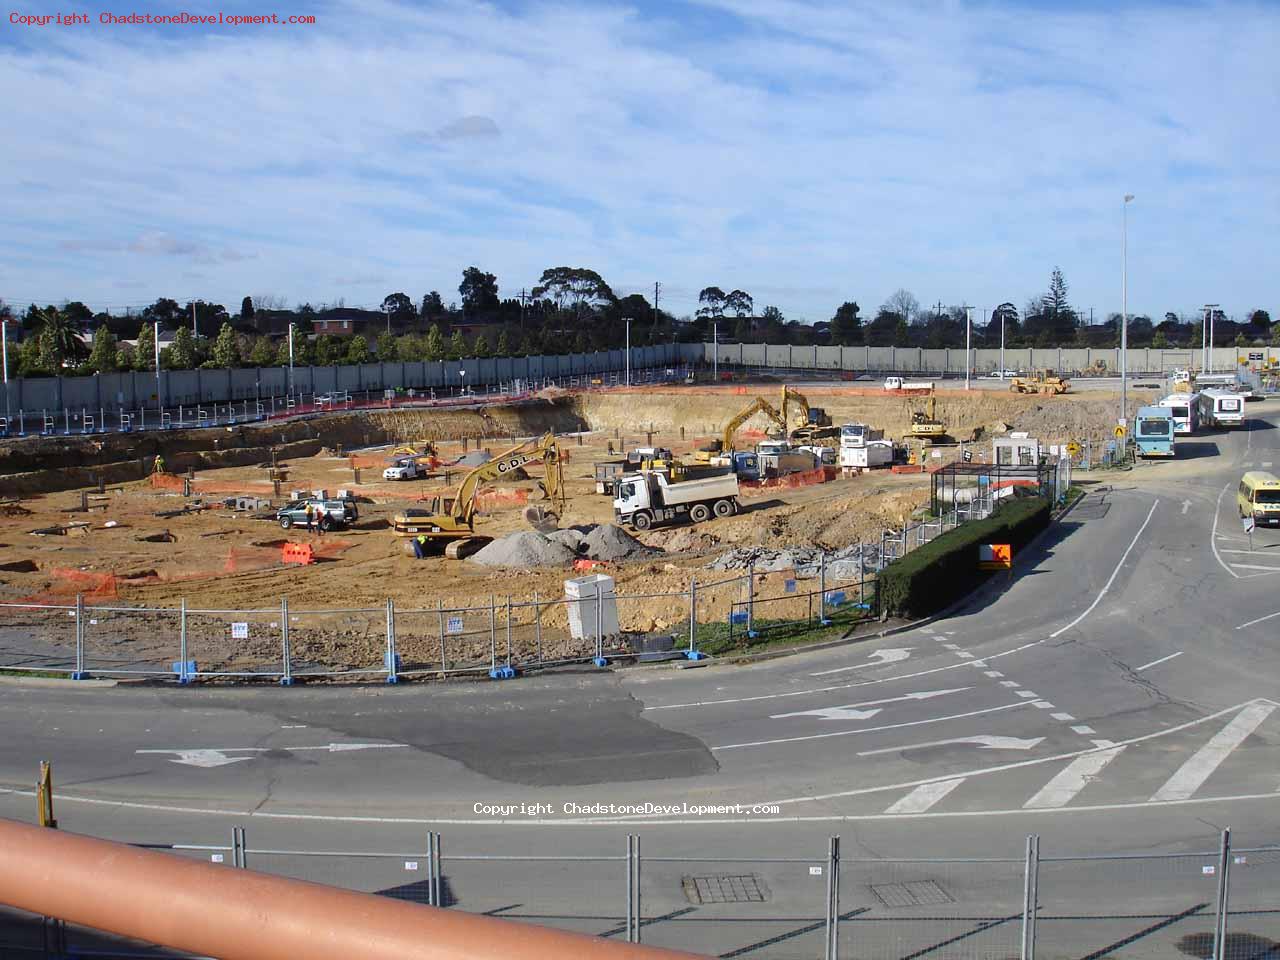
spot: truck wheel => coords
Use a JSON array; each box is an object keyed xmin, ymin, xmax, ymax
[
  {"xmin": 631, "ymin": 511, "xmax": 653, "ymax": 530},
  {"xmin": 713, "ymin": 499, "xmax": 733, "ymax": 518},
  {"xmin": 279, "ymin": 516, "xmax": 293, "ymax": 530},
  {"xmin": 690, "ymin": 503, "xmax": 711, "ymax": 523}
]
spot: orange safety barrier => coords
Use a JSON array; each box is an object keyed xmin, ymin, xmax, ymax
[
  {"xmin": 740, "ymin": 465, "xmax": 835, "ymax": 495},
  {"xmin": 281, "ymin": 542, "xmax": 314, "ymax": 565}
]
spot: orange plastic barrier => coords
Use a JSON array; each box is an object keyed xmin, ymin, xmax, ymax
[
  {"xmin": 740, "ymin": 465, "xmax": 835, "ymax": 495},
  {"xmin": 282, "ymin": 542, "xmax": 314, "ymax": 565}
]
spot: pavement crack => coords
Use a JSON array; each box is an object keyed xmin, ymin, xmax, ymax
[{"xmin": 250, "ymin": 773, "xmax": 279, "ymax": 814}]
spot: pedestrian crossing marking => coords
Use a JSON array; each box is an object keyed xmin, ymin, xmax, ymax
[
  {"xmin": 1151, "ymin": 702, "xmax": 1277, "ymax": 802},
  {"xmin": 1023, "ymin": 747, "xmax": 1125, "ymax": 809}
]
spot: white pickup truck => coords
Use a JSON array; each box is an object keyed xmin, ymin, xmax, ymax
[
  {"xmin": 613, "ymin": 471, "xmax": 739, "ymax": 530},
  {"xmin": 383, "ymin": 460, "xmax": 423, "ymax": 481},
  {"xmin": 883, "ymin": 377, "xmax": 935, "ymax": 391}
]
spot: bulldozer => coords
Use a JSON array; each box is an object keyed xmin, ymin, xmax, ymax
[
  {"xmin": 906, "ymin": 392, "xmax": 947, "ymax": 443},
  {"xmin": 1009, "ymin": 370, "xmax": 1070, "ymax": 396},
  {"xmin": 392, "ymin": 432, "xmax": 567, "ymax": 558}
]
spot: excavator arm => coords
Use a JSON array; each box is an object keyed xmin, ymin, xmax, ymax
[
  {"xmin": 721, "ymin": 397, "xmax": 787, "ymax": 452},
  {"xmin": 453, "ymin": 432, "xmax": 562, "ymax": 526},
  {"xmin": 781, "ymin": 385, "xmax": 811, "ymax": 430}
]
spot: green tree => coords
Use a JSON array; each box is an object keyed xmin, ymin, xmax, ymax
[
  {"xmin": 830, "ymin": 301, "xmax": 863, "ymax": 345},
  {"xmin": 1234, "ymin": 332, "xmax": 1249, "ymax": 347},
  {"xmin": 423, "ymin": 324, "xmax": 445, "ymax": 361},
  {"xmin": 459, "ymin": 267, "xmax": 500, "ymax": 317},
  {"xmin": 167, "ymin": 326, "xmax": 197, "ymax": 369},
  {"xmin": 248, "ymin": 336, "xmax": 276, "ymax": 367},
  {"xmin": 345, "ymin": 335, "xmax": 370, "ymax": 364},
  {"xmin": 381, "ymin": 292, "xmax": 414, "ymax": 329},
  {"xmin": 135, "ymin": 323, "xmax": 157, "ymax": 371},
  {"xmin": 114, "ymin": 342, "xmax": 136, "ymax": 371},
  {"xmin": 377, "ymin": 331, "xmax": 398, "ymax": 361},
  {"xmin": 573, "ymin": 331, "xmax": 590, "ymax": 353},
  {"xmin": 240, "ymin": 296, "xmax": 255, "ymax": 323},
  {"xmin": 447, "ymin": 329, "xmax": 468, "ymax": 359},
  {"xmin": 87, "ymin": 326, "xmax": 118, "ymax": 373},
  {"xmin": 396, "ymin": 334, "xmax": 422, "ymax": 361},
  {"xmin": 17, "ymin": 334, "xmax": 47, "ymax": 376},
  {"xmin": 723, "ymin": 289, "xmax": 753, "ymax": 318},
  {"xmin": 533, "ymin": 267, "xmax": 614, "ymax": 319},
  {"xmin": 211, "ymin": 322, "xmax": 242, "ymax": 368},
  {"xmin": 472, "ymin": 333, "xmax": 490, "ymax": 358},
  {"xmin": 314, "ymin": 334, "xmax": 340, "ymax": 366},
  {"xmin": 420, "ymin": 291, "xmax": 445, "ymax": 320},
  {"xmin": 696, "ymin": 286, "xmax": 726, "ymax": 320},
  {"xmin": 495, "ymin": 329, "xmax": 512, "ymax": 357},
  {"xmin": 35, "ymin": 307, "xmax": 82, "ymax": 369},
  {"xmin": 892, "ymin": 316, "xmax": 910, "ymax": 347}
]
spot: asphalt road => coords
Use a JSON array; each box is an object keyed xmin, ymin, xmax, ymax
[{"xmin": 3, "ymin": 402, "xmax": 1280, "ymax": 958}]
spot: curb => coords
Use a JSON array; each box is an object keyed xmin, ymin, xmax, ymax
[{"xmin": 0, "ymin": 675, "xmax": 118, "ymax": 689}]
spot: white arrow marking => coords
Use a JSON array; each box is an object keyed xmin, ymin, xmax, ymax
[
  {"xmin": 162, "ymin": 750, "xmax": 255, "ymax": 768},
  {"xmin": 138, "ymin": 743, "xmax": 407, "ymax": 766},
  {"xmin": 1182, "ymin": 500, "xmax": 1192, "ymax": 515},
  {"xmin": 857, "ymin": 735, "xmax": 1045, "ymax": 757},
  {"xmin": 811, "ymin": 648, "xmax": 912, "ymax": 677},
  {"xmin": 771, "ymin": 688, "xmax": 970, "ymax": 720}
]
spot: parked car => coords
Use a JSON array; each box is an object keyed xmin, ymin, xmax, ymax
[
  {"xmin": 986, "ymin": 369, "xmax": 1020, "ymax": 378},
  {"xmin": 276, "ymin": 498, "xmax": 358, "ymax": 530}
]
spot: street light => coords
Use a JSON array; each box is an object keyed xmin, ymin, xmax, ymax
[
  {"xmin": 964, "ymin": 306, "xmax": 972, "ymax": 390},
  {"xmin": 1, "ymin": 316, "xmax": 9, "ymax": 429},
  {"xmin": 459, "ymin": 368, "xmax": 466, "ymax": 396},
  {"xmin": 1204, "ymin": 304, "xmax": 1220, "ymax": 373},
  {"xmin": 625, "ymin": 318, "xmax": 631, "ymax": 387},
  {"xmin": 712, "ymin": 319, "xmax": 718, "ymax": 383},
  {"xmin": 1121, "ymin": 194, "xmax": 1134, "ymax": 432}
]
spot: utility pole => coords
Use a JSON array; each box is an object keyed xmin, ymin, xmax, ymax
[
  {"xmin": 654, "ymin": 282, "xmax": 662, "ymax": 342},
  {"xmin": 1121, "ymin": 194, "xmax": 1134, "ymax": 431},
  {"xmin": 964, "ymin": 306, "xmax": 972, "ymax": 390},
  {"xmin": 1204, "ymin": 304, "xmax": 1220, "ymax": 373},
  {"xmin": 519, "ymin": 288, "xmax": 527, "ymax": 332},
  {"xmin": 1, "ymin": 316, "xmax": 9, "ymax": 427},
  {"xmin": 154, "ymin": 320, "xmax": 161, "ymax": 411},
  {"xmin": 191, "ymin": 300, "xmax": 198, "ymax": 341},
  {"xmin": 625, "ymin": 318, "xmax": 631, "ymax": 387},
  {"xmin": 713, "ymin": 319, "xmax": 718, "ymax": 382}
]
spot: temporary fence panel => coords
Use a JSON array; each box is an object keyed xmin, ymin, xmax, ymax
[
  {"xmin": 0, "ymin": 603, "xmax": 79, "ymax": 673},
  {"xmin": 287, "ymin": 605, "xmax": 388, "ymax": 679},
  {"xmin": 839, "ymin": 857, "xmax": 1025, "ymax": 960},
  {"xmin": 1035, "ymin": 853, "xmax": 1221, "ymax": 960},
  {"xmin": 241, "ymin": 850, "xmax": 438, "ymax": 908},
  {"xmin": 1225, "ymin": 845, "xmax": 1280, "ymax": 960},
  {"xmin": 184, "ymin": 605, "xmax": 291, "ymax": 680},
  {"xmin": 638, "ymin": 853, "xmax": 832, "ymax": 960},
  {"xmin": 82, "ymin": 604, "xmax": 182, "ymax": 677}
]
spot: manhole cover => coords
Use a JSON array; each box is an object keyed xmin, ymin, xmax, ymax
[
  {"xmin": 682, "ymin": 874, "xmax": 769, "ymax": 904},
  {"xmin": 870, "ymin": 880, "xmax": 954, "ymax": 908}
]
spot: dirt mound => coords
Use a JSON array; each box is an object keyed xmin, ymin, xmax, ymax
[
  {"xmin": 548, "ymin": 528, "xmax": 586, "ymax": 552},
  {"xmin": 580, "ymin": 524, "xmax": 656, "ymax": 561},
  {"xmin": 652, "ymin": 526, "xmax": 720, "ymax": 555},
  {"xmin": 470, "ymin": 531, "xmax": 577, "ymax": 568}
]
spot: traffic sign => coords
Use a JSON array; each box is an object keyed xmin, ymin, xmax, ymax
[
  {"xmin": 1114, "ymin": 425, "xmax": 1126, "ymax": 439},
  {"xmin": 1066, "ymin": 441, "xmax": 1082, "ymax": 457},
  {"xmin": 446, "ymin": 616, "xmax": 464, "ymax": 635},
  {"xmin": 1243, "ymin": 516, "xmax": 1256, "ymax": 535},
  {"xmin": 979, "ymin": 543, "xmax": 1012, "ymax": 571}
]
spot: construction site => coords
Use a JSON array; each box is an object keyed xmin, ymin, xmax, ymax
[{"xmin": 0, "ymin": 378, "xmax": 1128, "ymax": 677}]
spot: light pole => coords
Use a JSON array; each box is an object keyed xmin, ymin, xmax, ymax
[
  {"xmin": 1206, "ymin": 304, "xmax": 1220, "ymax": 372},
  {"xmin": 287, "ymin": 324, "xmax": 295, "ymax": 397},
  {"xmin": 154, "ymin": 320, "xmax": 162, "ymax": 412},
  {"xmin": 1, "ymin": 316, "xmax": 9, "ymax": 428},
  {"xmin": 459, "ymin": 368, "xmax": 466, "ymax": 396},
  {"xmin": 625, "ymin": 318, "xmax": 631, "ymax": 387},
  {"xmin": 999, "ymin": 307, "xmax": 1006, "ymax": 379},
  {"xmin": 1121, "ymin": 194, "xmax": 1134, "ymax": 431},
  {"xmin": 712, "ymin": 319, "xmax": 718, "ymax": 383},
  {"xmin": 964, "ymin": 306, "xmax": 972, "ymax": 390}
]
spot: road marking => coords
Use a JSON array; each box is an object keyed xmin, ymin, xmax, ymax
[
  {"xmin": 942, "ymin": 643, "xmax": 961, "ymax": 650},
  {"xmin": 1023, "ymin": 747, "xmax": 1125, "ymax": 809},
  {"xmin": 811, "ymin": 648, "xmax": 912, "ymax": 676},
  {"xmin": 713, "ymin": 702, "xmax": 1031, "ymax": 752},
  {"xmin": 1071, "ymin": 725, "xmax": 1096, "ymax": 735},
  {"xmin": 1015, "ymin": 690, "xmax": 1038, "ymax": 698},
  {"xmin": 1032, "ymin": 701, "xmax": 1055, "ymax": 709},
  {"xmin": 970, "ymin": 660, "xmax": 988, "ymax": 667},
  {"xmin": 1181, "ymin": 500, "xmax": 1191, "ymax": 515},
  {"xmin": 858, "ymin": 735, "xmax": 1045, "ymax": 757},
  {"xmin": 136, "ymin": 743, "xmax": 408, "ymax": 767},
  {"xmin": 1091, "ymin": 739, "xmax": 1118, "ymax": 748},
  {"xmin": 1219, "ymin": 550, "xmax": 1260, "ymax": 554},
  {"xmin": 1236, "ymin": 609, "xmax": 1280, "ymax": 631},
  {"xmin": 984, "ymin": 671, "xmax": 1004, "ymax": 678},
  {"xmin": 1230, "ymin": 564, "xmax": 1280, "ymax": 572},
  {"xmin": 884, "ymin": 779, "xmax": 965, "ymax": 814},
  {"xmin": 1212, "ymin": 484, "xmax": 1243, "ymax": 580},
  {"xmin": 1050, "ymin": 712, "xmax": 1075, "ymax": 722},
  {"xmin": 5, "ymin": 703, "xmax": 1275, "ymax": 827},
  {"xmin": 145, "ymin": 750, "xmax": 253, "ymax": 769},
  {"xmin": 999, "ymin": 680, "xmax": 1020, "ymax": 688},
  {"xmin": 955, "ymin": 652, "xmax": 975, "ymax": 659},
  {"xmin": 1135, "ymin": 652, "xmax": 1183, "ymax": 672},
  {"xmin": 1150, "ymin": 702, "xmax": 1277, "ymax": 802},
  {"xmin": 770, "ymin": 688, "xmax": 970, "ymax": 721},
  {"xmin": 1049, "ymin": 498, "xmax": 1159, "ymax": 638}
]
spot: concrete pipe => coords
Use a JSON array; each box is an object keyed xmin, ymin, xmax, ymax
[{"xmin": 0, "ymin": 819, "xmax": 706, "ymax": 960}]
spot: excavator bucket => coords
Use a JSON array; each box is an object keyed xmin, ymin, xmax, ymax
[{"xmin": 523, "ymin": 505, "xmax": 560, "ymax": 532}]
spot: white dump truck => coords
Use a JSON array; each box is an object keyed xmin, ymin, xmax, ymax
[
  {"xmin": 883, "ymin": 377, "xmax": 935, "ymax": 391},
  {"xmin": 613, "ymin": 470, "xmax": 740, "ymax": 530}
]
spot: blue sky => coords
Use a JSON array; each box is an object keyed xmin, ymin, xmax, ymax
[{"xmin": 1, "ymin": 0, "xmax": 1276, "ymax": 323}]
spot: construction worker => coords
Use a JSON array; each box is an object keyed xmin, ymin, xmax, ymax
[
  {"xmin": 317, "ymin": 509, "xmax": 330, "ymax": 536},
  {"xmin": 304, "ymin": 503, "xmax": 314, "ymax": 533},
  {"xmin": 153, "ymin": 454, "xmax": 166, "ymax": 474},
  {"xmin": 411, "ymin": 533, "xmax": 428, "ymax": 559}
]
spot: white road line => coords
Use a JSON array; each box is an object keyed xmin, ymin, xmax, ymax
[
  {"xmin": 1071, "ymin": 725, "xmax": 1096, "ymax": 735},
  {"xmin": 1032, "ymin": 701, "xmax": 1055, "ymax": 709},
  {"xmin": 999, "ymin": 680, "xmax": 1020, "ymax": 688},
  {"xmin": 1091, "ymin": 739, "xmax": 1118, "ymax": 748},
  {"xmin": 943, "ymin": 643, "xmax": 961, "ymax": 650},
  {"xmin": 1050, "ymin": 712, "xmax": 1075, "ymax": 722},
  {"xmin": 985, "ymin": 671, "xmax": 1004, "ymax": 678},
  {"xmin": 1150, "ymin": 702, "xmax": 1277, "ymax": 802},
  {"xmin": 956, "ymin": 652, "xmax": 975, "ymax": 659},
  {"xmin": 1015, "ymin": 690, "xmax": 1038, "ymax": 698},
  {"xmin": 1023, "ymin": 747, "xmax": 1125, "ymax": 809},
  {"xmin": 1236, "ymin": 609, "xmax": 1280, "ymax": 631},
  {"xmin": 1220, "ymin": 550, "xmax": 1261, "ymax": 554},
  {"xmin": 1048, "ymin": 498, "xmax": 1160, "ymax": 639},
  {"xmin": 1135, "ymin": 652, "xmax": 1183, "ymax": 672},
  {"xmin": 1230, "ymin": 563, "xmax": 1280, "ymax": 572},
  {"xmin": 711, "ymin": 702, "xmax": 1031, "ymax": 752},
  {"xmin": 1212, "ymin": 484, "xmax": 1243, "ymax": 580},
  {"xmin": 884, "ymin": 779, "xmax": 965, "ymax": 814},
  {"xmin": 970, "ymin": 661, "xmax": 988, "ymax": 667}
]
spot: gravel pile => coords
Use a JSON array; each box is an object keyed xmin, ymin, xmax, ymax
[
  {"xmin": 470, "ymin": 531, "xmax": 577, "ymax": 568},
  {"xmin": 708, "ymin": 543, "xmax": 877, "ymax": 578},
  {"xmin": 548, "ymin": 528, "xmax": 586, "ymax": 553},
  {"xmin": 580, "ymin": 524, "xmax": 657, "ymax": 561}
]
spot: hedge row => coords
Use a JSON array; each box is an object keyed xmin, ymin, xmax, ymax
[{"xmin": 878, "ymin": 496, "xmax": 1051, "ymax": 619}]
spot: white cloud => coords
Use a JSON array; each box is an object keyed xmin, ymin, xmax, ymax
[{"xmin": 0, "ymin": 0, "xmax": 1276, "ymax": 319}]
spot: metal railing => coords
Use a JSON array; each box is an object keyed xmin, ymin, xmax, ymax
[{"xmin": 17, "ymin": 827, "xmax": 1273, "ymax": 960}]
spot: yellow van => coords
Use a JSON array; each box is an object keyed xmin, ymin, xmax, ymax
[{"xmin": 1238, "ymin": 472, "xmax": 1280, "ymax": 525}]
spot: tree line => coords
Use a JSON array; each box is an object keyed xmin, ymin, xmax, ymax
[{"xmin": 2, "ymin": 265, "xmax": 1273, "ymax": 378}]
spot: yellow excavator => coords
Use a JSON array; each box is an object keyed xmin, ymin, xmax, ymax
[
  {"xmin": 392, "ymin": 432, "xmax": 566, "ymax": 558},
  {"xmin": 907, "ymin": 391, "xmax": 947, "ymax": 443},
  {"xmin": 780, "ymin": 385, "xmax": 839, "ymax": 443},
  {"xmin": 694, "ymin": 396, "xmax": 787, "ymax": 461}
]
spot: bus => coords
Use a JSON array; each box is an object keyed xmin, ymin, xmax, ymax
[
  {"xmin": 1158, "ymin": 393, "xmax": 1199, "ymax": 435},
  {"xmin": 1196, "ymin": 389, "xmax": 1245, "ymax": 429},
  {"xmin": 1134, "ymin": 406, "xmax": 1176, "ymax": 458},
  {"xmin": 1238, "ymin": 472, "xmax": 1280, "ymax": 526}
]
